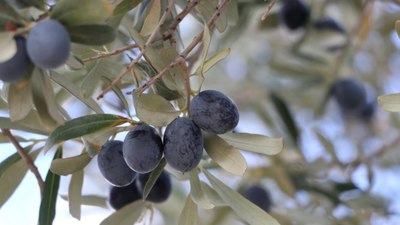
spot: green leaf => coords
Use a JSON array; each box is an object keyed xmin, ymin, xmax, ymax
[
  {"xmin": 7, "ymin": 81, "xmax": 34, "ymax": 121},
  {"xmin": 67, "ymin": 24, "xmax": 116, "ymax": 45},
  {"xmin": 140, "ymin": 0, "xmax": 161, "ymax": 36},
  {"xmin": 195, "ymin": 48, "xmax": 231, "ymax": 76},
  {"xmin": 195, "ymin": 0, "xmax": 227, "ymax": 33},
  {"xmin": 204, "ymin": 134, "xmax": 247, "ymax": 176},
  {"xmin": 219, "ymin": 132, "xmax": 283, "ymax": 155},
  {"xmin": 142, "ymin": 158, "xmax": 166, "ymax": 200},
  {"xmin": 134, "ymin": 92, "xmax": 180, "ymax": 127},
  {"xmin": 101, "ymin": 76, "xmax": 131, "ymax": 116},
  {"xmin": 61, "ymin": 194, "xmax": 108, "ymax": 208},
  {"xmin": 51, "ymin": 0, "xmax": 113, "ymax": 26},
  {"xmin": 178, "ymin": 195, "xmax": 199, "ymax": 225},
  {"xmin": 195, "ymin": 23, "xmax": 211, "ymax": 81},
  {"xmin": 200, "ymin": 182, "xmax": 225, "ymax": 206},
  {"xmin": 108, "ymin": 0, "xmax": 142, "ymax": 27},
  {"xmin": 0, "ymin": 117, "xmax": 48, "ymax": 134},
  {"xmin": 100, "ymin": 200, "xmax": 145, "ymax": 225},
  {"xmin": 396, "ymin": 20, "xmax": 400, "ymax": 39},
  {"xmin": 189, "ymin": 170, "xmax": 215, "ymax": 209},
  {"xmin": 15, "ymin": 0, "xmax": 46, "ymax": 10},
  {"xmin": 203, "ymin": 169, "xmax": 281, "ymax": 225},
  {"xmin": 0, "ymin": 32, "xmax": 16, "ymax": 63},
  {"xmin": 0, "ymin": 147, "xmax": 40, "ymax": 207},
  {"xmin": 50, "ymin": 153, "xmax": 91, "ymax": 176},
  {"xmin": 378, "ymin": 93, "xmax": 400, "ymax": 112},
  {"xmin": 44, "ymin": 114, "xmax": 127, "ymax": 151},
  {"xmin": 270, "ymin": 92, "xmax": 299, "ymax": 144},
  {"xmin": 49, "ymin": 71, "xmax": 103, "ymax": 114},
  {"xmin": 0, "ymin": 3, "xmax": 22, "ymax": 24},
  {"xmin": 68, "ymin": 169, "xmax": 84, "ymax": 220},
  {"xmin": 38, "ymin": 147, "xmax": 62, "ymax": 225}
]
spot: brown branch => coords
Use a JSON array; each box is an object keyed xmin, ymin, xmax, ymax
[
  {"xmin": 81, "ymin": 44, "xmax": 139, "ymax": 62},
  {"xmin": 261, "ymin": 0, "xmax": 277, "ymax": 21},
  {"xmin": 97, "ymin": 0, "xmax": 176, "ymax": 100},
  {"xmin": 135, "ymin": 0, "xmax": 231, "ymax": 95},
  {"xmin": 1, "ymin": 129, "xmax": 45, "ymax": 193}
]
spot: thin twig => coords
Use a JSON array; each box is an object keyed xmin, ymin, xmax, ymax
[
  {"xmin": 97, "ymin": 0, "xmax": 176, "ymax": 100},
  {"xmin": 1, "ymin": 129, "xmax": 45, "ymax": 193},
  {"xmin": 135, "ymin": 0, "xmax": 231, "ymax": 95},
  {"xmin": 81, "ymin": 44, "xmax": 139, "ymax": 62},
  {"xmin": 261, "ymin": 0, "xmax": 277, "ymax": 21}
]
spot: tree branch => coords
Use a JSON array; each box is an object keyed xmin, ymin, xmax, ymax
[
  {"xmin": 81, "ymin": 44, "xmax": 139, "ymax": 62},
  {"xmin": 1, "ymin": 129, "xmax": 45, "ymax": 194}
]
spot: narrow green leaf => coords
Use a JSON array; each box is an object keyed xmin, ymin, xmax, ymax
[
  {"xmin": 204, "ymin": 134, "xmax": 247, "ymax": 176},
  {"xmin": 203, "ymin": 169, "xmax": 281, "ymax": 225},
  {"xmin": 0, "ymin": 32, "xmax": 16, "ymax": 63},
  {"xmin": 49, "ymin": 71, "xmax": 103, "ymax": 114},
  {"xmin": 378, "ymin": 93, "xmax": 400, "ymax": 112},
  {"xmin": 67, "ymin": 24, "xmax": 116, "ymax": 45},
  {"xmin": 396, "ymin": 20, "xmax": 400, "ymax": 39},
  {"xmin": 189, "ymin": 171, "xmax": 215, "ymax": 209},
  {"xmin": 219, "ymin": 132, "xmax": 283, "ymax": 155},
  {"xmin": 101, "ymin": 76, "xmax": 130, "ymax": 116},
  {"xmin": 51, "ymin": 0, "xmax": 113, "ymax": 26},
  {"xmin": 44, "ymin": 114, "xmax": 127, "ymax": 151},
  {"xmin": 270, "ymin": 93, "xmax": 299, "ymax": 144},
  {"xmin": 195, "ymin": 0, "xmax": 227, "ymax": 32},
  {"xmin": 100, "ymin": 200, "xmax": 145, "ymax": 225},
  {"xmin": 61, "ymin": 194, "xmax": 108, "ymax": 208},
  {"xmin": 143, "ymin": 158, "xmax": 166, "ymax": 200},
  {"xmin": 0, "ymin": 117, "xmax": 48, "ymax": 134},
  {"xmin": 200, "ymin": 182, "xmax": 226, "ymax": 206},
  {"xmin": 68, "ymin": 169, "xmax": 84, "ymax": 220},
  {"xmin": 195, "ymin": 23, "xmax": 211, "ymax": 80},
  {"xmin": 178, "ymin": 195, "xmax": 199, "ymax": 225},
  {"xmin": 196, "ymin": 48, "xmax": 231, "ymax": 76},
  {"xmin": 108, "ymin": 0, "xmax": 142, "ymax": 26},
  {"xmin": 0, "ymin": 147, "xmax": 40, "ymax": 208},
  {"xmin": 8, "ymin": 81, "xmax": 33, "ymax": 121},
  {"xmin": 140, "ymin": 0, "xmax": 161, "ymax": 36},
  {"xmin": 38, "ymin": 148, "xmax": 62, "ymax": 225},
  {"xmin": 134, "ymin": 92, "xmax": 180, "ymax": 127},
  {"xmin": 51, "ymin": 153, "xmax": 91, "ymax": 176}
]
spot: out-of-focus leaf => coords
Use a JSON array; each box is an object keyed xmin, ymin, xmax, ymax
[
  {"xmin": 38, "ymin": 148, "xmax": 62, "ymax": 225},
  {"xmin": 100, "ymin": 200, "xmax": 145, "ymax": 225},
  {"xmin": 203, "ymin": 169, "xmax": 281, "ymax": 225},
  {"xmin": 31, "ymin": 69, "xmax": 65, "ymax": 131},
  {"xmin": 140, "ymin": 0, "xmax": 161, "ymax": 36},
  {"xmin": 133, "ymin": 92, "xmax": 180, "ymax": 127},
  {"xmin": 61, "ymin": 194, "xmax": 108, "ymax": 208},
  {"xmin": 67, "ymin": 24, "xmax": 116, "ymax": 45},
  {"xmin": 189, "ymin": 171, "xmax": 215, "ymax": 209},
  {"xmin": 108, "ymin": 0, "xmax": 142, "ymax": 26},
  {"xmin": 15, "ymin": 0, "xmax": 45, "ymax": 10},
  {"xmin": 226, "ymin": 0, "xmax": 238, "ymax": 25},
  {"xmin": 0, "ymin": 3, "xmax": 22, "ymax": 24},
  {"xmin": 0, "ymin": 32, "xmax": 16, "ymax": 63},
  {"xmin": 195, "ymin": 0, "xmax": 227, "ymax": 32},
  {"xmin": 8, "ymin": 81, "xmax": 33, "ymax": 121},
  {"xmin": 270, "ymin": 92, "xmax": 299, "ymax": 144},
  {"xmin": 263, "ymin": 164, "xmax": 296, "ymax": 198},
  {"xmin": 143, "ymin": 158, "xmax": 166, "ymax": 199},
  {"xmin": 0, "ymin": 146, "xmax": 39, "ymax": 208},
  {"xmin": 178, "ymin": 195, "xmax": 199, "ymax": 225},
  {"xmin": 219, "ymin": 132, "xmax": 283, "ymax": 155},
  {"xmin": 378, "ymin": 93, "xmax": 400, "ymax": 112},
  {"xmin": 49, "ymin": 71, "xmax": 103, "ymax": 114},
  {"xmin": 314, "ymin": 129, "xmax": 339, "ymax": 163},
  {"xmin": 68, "ymin": 169, "xmax": 83, "ymax": 220},
  {"xmin": 50, "ymin": 153, "xmax": 91, "ymax": 176},
  {"xmin": 0, "ymin": 117, "xmax": 47, "ymax": 134},
  {"xmin": 51, "ymin": 0, "xmax": 113, "ymax": 26},
  {"xmin": 204, "ymin": 134, "xmax": 247, "ymax": 176},
  {"xmin": 101, "ymin": 76, "xmax": 130, "ymax": 116},
  {"xmin": 44, "ymin": 114, "xmax": 127, "ymax": 151},
  {"xmin": 200, "ymin": 182, "xmax": 225, "ymax": 206},
  {"xmin": 396, "ymin": 20, "xmax": 400, "ymax": 39}
]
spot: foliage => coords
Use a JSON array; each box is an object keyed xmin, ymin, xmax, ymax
[{"xmin": 0, "ymin": 0, "xmax": 399, "ymax": 225}]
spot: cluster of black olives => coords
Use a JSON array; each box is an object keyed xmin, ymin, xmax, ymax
[
  {"xmin": 0, "ymin": 19, "xmax": 70, "ymax": 83},
  {"xmin": 98, "ymin": 89, "xmax": 239, "ymax": 208},
  {"xmin": 331, "ymin": 78, "xmax": 375, "ymax": 119}
]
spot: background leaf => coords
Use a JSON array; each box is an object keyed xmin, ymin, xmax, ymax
[
  {"xmin": 204, "ymin": 134, "xmax": 247, "ymax": 176},
  {"xmin": 178, "ymin": 195, "xmax": 199, "ymax": 225},
  {"xmin": 134, "ymin": 92, "xmax": 180, "ymax": 127},
  {"xmin": 378, "ymin": 93, "xmax": 400, "ymax": 112},
  {"xmin": 219, "ymin": 132, "xmax": 283, "ymax": 155},
  {"xmin": 189, "ymin": 170, "xmax": 215, "ymax": 209},
  {"xmin": 38, "ymin": 148, "xmax": 62, "ymax": 225},
  {"xmin": 67, "ymin": 24, "xmax": 116, "ymax": 45},
  {"xmin": 68, "ymin": 169, "xmax": 84, "ymax": 220},
  {"xmin": 100, "ymin": 200, "xmax": 145, "ymax": 225},
  {"xmin": 50, "ymin": 153, "xmax": 91, "ymax": 176},
  {"xmin": 0, "ymin": 32, "xmax": 16, "ymax": 63},
  {"xmin": 142, "ymin": 158, "xmax": 166, "ymax": 200},
  {"xmin": 7, "ymin": 81, "xmax": 34, "ymax": 121},
  {"xmin": 203, "ymin": 169, "xmax": 281, "ymax": 225}
]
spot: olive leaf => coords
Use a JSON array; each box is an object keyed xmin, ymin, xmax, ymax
[
  {"xmin": 50, "ymin": 152, "xmax": 91, "ymax": 176},
  {"xmin": 378, "ymin": 93, "xmax": 400, "ymax": 112},
  {"xmin": 100, "ymin": 200, "xmax": 146, "ymax": 225},
  {"xmin": 0, "ymin": 32, "xmax": 16, "ymax": 63},
  {"xmin": 178, "ymin": 195, "xmax": 199, "ymax": 225}
]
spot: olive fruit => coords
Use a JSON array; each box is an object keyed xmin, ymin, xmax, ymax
[
  {"xmin": 123, "ymin": 125, "xmax": 163, "ymax": 173},
  {"xmin": 164, "ymin": 117, "xmax": 203, "ymax": 173},
  {"xmin": 135, "ymin": 171, "xmax": 172, "ymax": 203},
  {"xmin": 242, "ymin": 185, "xmax": 272, "ymax": 212},
  {"xmin": 190, "ymin": 90, "xmax": 239, "ymax": 134},
  {"xmin": 280, "ymin": 0, "xmax": 311, "ymax": 30},
  {"xmin": 97, "ymin": 140, "xmax": 137, "ymax": 187},
  {"xmin": 27, "ymin": 19, "xmax": 70, "ymax": 69},
  {"xmin": 0, "ymin": 36, "xmax": 30, "ymax": 83},
  {"xmin": 109, "ymin": 182, "xmax": 142, "ymax": 210},
  {"xmin": 331, "ymin": 79, "xmax": 367, "ymax": 112}
]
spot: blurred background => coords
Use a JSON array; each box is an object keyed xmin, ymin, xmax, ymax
[{"xmin": 1, "ymin": 0, "xmax": 400, "ymax": 224}]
